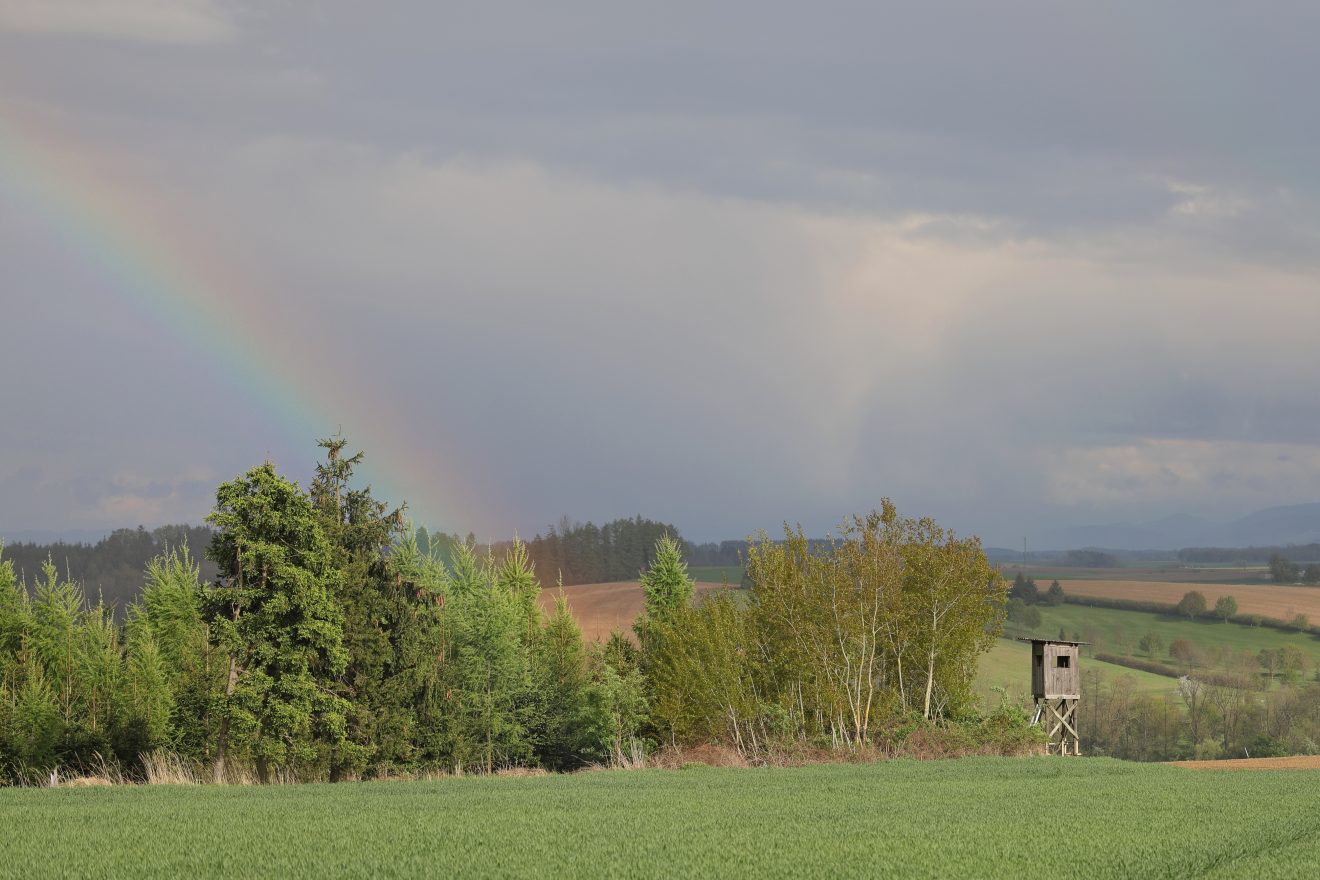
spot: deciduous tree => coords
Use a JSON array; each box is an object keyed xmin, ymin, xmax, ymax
[{"xmin": 1176, "ymin": 591, "xmax": 1207, "ymax": 620}]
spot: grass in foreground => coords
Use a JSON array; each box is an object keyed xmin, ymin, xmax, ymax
[{"xmin": 3, "ymin": 758, "xmax": 1320, "ymax": 879}]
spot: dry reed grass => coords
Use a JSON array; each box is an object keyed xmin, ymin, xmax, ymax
[{"xmin": 141, "ymin": 751, "xmax": 201, "ymax": 785}]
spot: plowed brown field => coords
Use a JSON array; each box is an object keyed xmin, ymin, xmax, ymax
[
  {"xmin": 1059, "ymin": 579, "xmax": 1320, "ymax": 622},
  {"xmin": 537, "ymin": 581, "xmax": 730, "ymax": 641},
  {"xmin": 1170, "ymin": 756, "xmax": 1320, "ymax": 770}
]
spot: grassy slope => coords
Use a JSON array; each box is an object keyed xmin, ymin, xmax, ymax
[
  {"xmin": 1018, "ymin": 604, "xmax": 1320, "ymax": 668},
  {"xmin": 5, "ymin": 760, "xmax": 1320, "ymax": 878},
  {"xmin": 687, "ymin": 565, "xmax": 745, "ymax": 585},
  {"xmin": 975, "ymin": 639, "xmax": 1176, "ymax": 705}
]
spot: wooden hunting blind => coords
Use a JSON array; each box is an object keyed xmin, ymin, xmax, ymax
[{"xmin": 1020, "ymin": 638, "xmax": 1088, "ymax": 755}]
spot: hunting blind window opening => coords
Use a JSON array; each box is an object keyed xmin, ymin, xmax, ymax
[{"xmin": 1056, "ymin": 656, "xmax": 1070, "ymax": 668}]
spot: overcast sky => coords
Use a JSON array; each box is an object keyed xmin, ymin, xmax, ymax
[{"xmin": 2, "ymin": 1, "xmax": 1318, "ymax": 546}]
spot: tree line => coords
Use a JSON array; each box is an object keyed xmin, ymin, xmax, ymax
[
  {"xmin": 1082, "ymin": 666, "xmax": 1320, "ymax": 762},
  {"xmin": 0, "ymin": 526, "xmax": 216, "ymax": 614},
  {"xmin": 0, "ymin": 439, "xmax": 1023, "ymax": 784},
  {"xmin": 1267, "ymin": 554, "xmax": 1320, "ymax": 585},
  {"xmin": 1178, "ymin": 544, "xmax": 1320, "ymax": 566}
]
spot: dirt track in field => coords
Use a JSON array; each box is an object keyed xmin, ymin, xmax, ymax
[
  {"xmin": 1170, "ymin": 756, "xmax": 1320, "ymax": 771},
  {"xmin": 537, "ymin": 581, "xmax": 729, "ymax": 641},
  {"xmin": 1059, "ymin": 580, "xmax": 1320, "ymax": 623}
]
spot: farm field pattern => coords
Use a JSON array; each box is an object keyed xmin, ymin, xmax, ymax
[
  {"xmin": 1057, "ymin": 579, "xmax": 1320, "ymax": 623},
  {"xmin": 5, "ymin": 759, "xmax": 1320, "ymax": 879},
  {"xmin": 537, "ymin": 581, "xmax": 728, "ymax": 641}
]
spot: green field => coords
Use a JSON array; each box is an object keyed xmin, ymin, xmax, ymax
[
  {"xmin": 5, "ymin": 760, "xmax": 1320, "ymax": 878},
  {"xmin": 689, "ymin": 565, "xmax": 745, "ymax": 585},
  {"xmin": 1014, "ymin": 604, "xmax": 1320, "ymax": 671},
  {"xmin": 975, "ymin": 638, "xmax": 1177, "ymax": 705}
]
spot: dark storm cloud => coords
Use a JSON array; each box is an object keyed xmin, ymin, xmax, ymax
[{"xmin": 2, "ymin": 1, "xmax": 1319, "ymax": 543}]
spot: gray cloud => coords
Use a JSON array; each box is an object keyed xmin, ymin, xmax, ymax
[
  {"xmin": 0, "ymin": 0, "xmax": 238, "ymax": 44},
  {"xmin": 2, "ymin": 2, "xmax": 1319, "ymax": 545}
]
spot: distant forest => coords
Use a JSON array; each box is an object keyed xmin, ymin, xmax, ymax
[
  {"xmin": 0, "ymin": 517, "xmax": 972, "ymax": 602},
  {"xmin": 0, "ymin": 518, "xmax": 750, "ymax": 603},
  {"xmin": 1179, "ymin": 544, "xmax": 1320, "ymax": 564},
  {"xmin": 0, "ymin": 525, "xmax": 216, "ymax": 611},
  {"xmin": 417, "ymin": 517, "xmax": 749, "ymax": 587}
]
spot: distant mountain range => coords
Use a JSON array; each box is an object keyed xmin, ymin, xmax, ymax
[{"xmin": 1028, "ymin": 503, "xmax": 1320, "ymax": 552}]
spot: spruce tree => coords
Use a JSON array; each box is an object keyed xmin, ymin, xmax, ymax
[
  {"xmin": 640, "ymin": 534, "xmax": 695, "ymax": 621},
  {"xmin": 531, "ymin": 595, "xmax": 591, "ymax": 770},
  {"xmin": 205, "ymin": 461, "xmax": 351, "ymax": 782}
]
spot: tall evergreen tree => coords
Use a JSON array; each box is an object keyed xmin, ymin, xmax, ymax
[
  {"xmin": 125, "ymin": 546, "xmax": 221, "ymax": 764},
  {"xmin": 205, "ymin": 461, "xmax": 351, "ymax": 782},
  {"xmin": 309, "ymin": 436, "xmax": 444, "ymax": 779},
  {"xmin": 639, "ymin": 534, "xmax": 695, "ymax": 622}
]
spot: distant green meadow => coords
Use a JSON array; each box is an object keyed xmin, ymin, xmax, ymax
[
  {"xmin": 687, "ymin": 565, "xmax": 746, "ymax": 585},
  {"xmin": 4, "ymin": 759, "xmax": 1320, "ymax": 878},
  {"xmin": 975, "ymin": 638, "xmax": 1177, "ymax": 704},
  {"xmin": 1023, "ymin": 603, "xmax": 1320, "ymax": 668}
]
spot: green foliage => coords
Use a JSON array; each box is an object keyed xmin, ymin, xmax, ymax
[
  {"xmin": 651, "ymin": 501, "xmax": 1005, "ymax": 752},
  {"xmin": 0, "ymin": 444, "xmax": 1040, "ymax": 780},
  {"xmin": 495, "ymin": 538, "xmax": 542, "ymax": 645},
  {"xmin": 308, "ymin": 438, "xmax": 449, "ymax": 779},
  {"xmin": 1214, "ymin": 594, "xmax": 1238, "ymax": 622},
  {"xmin": 1043, "ymin": 580, "xmax": 1065, "ymax": 606},
  {"xmin": 650, "ymin": 591, "xmax": 761, "ymax": 747},
  {"xmin": 205, "ymin": 461, "xmax": 351, "ymax": 780},
  {"xmin": 1008, "ymin": 573, "xmax": 1039, "ymax": 604},
  {"xmin": 529, "ymin": 595, "xmax": 621, "ymax": 769},
  {"xmin": 1176, "ymin": 590, "xmax": 1207, "ymax": 619},
  {"xmin": 440, "ymin": 551, "xmax": 534, "ymax": 772},
  {"xmin": 1137, "ymin": 631, "xmax": 1164, "ymax": 659},
  {"xmin": 638, "ymin": 534, "xmax": 695, "ymax": 622},
  {"xmin": 0, "ymin": 525, "xmax": 216, "ymax": 614},
  {"xmin": 126, "ymin": 546, "xmax": 220, "ymax": 762}
]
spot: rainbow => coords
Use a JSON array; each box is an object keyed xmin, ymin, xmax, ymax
[{"xmin": 0, "ymin": 96, "xmax": 478, "ymax": 531}]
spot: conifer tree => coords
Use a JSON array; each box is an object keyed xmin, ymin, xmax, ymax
[
  {"xmin": 639, "ymin": 534, "xmax": 695, "ymax": 621},
  {"xmin": 445, "ymin": 556, "xmax": 532, "ymax": 772},
  {"xmin": 125, "ymin": 546, "xmax": 219, "ymax": 763},
  {"xmin": 205, "ymin": 461, "xmax": 351, "ymax": 782},
  {"xmin": 531, "ymin": 594, "xmax": 592, "ymax": 769}
]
